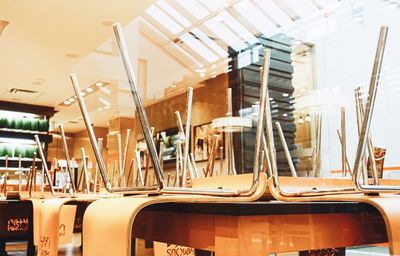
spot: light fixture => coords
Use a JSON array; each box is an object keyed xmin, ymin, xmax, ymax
[
  {"xmin": 298, "ymin": 116, "xmax": 304, "ymax": 124},
  {"xmin": 86, "ymin": 87, "xmax": 93, "ymax": 93},
  {"xmin": 282, "ymin": 93, "xmax": 289, "ymax": 97},
  {"xmin": 68, "ymin": 98, "xmax": 75, "ymax": 103},
  {"xmin": 195, "ymin": 68, "xmax": 207, "ymax": 73},
  {"xmin": 305, "ymin": 114, "xmax": 311, "ymax": 122},
  {"xmin": 81, "ymin": 92, "xmax": 86, "ymax": 96},
  {"xmin": 0, "ymin": 20, "xmax": 10, "ymax": 37},
  {"xmin": 269, "ymin": 97, "xmax": 273, "ymax": 101},
  {"xmin": 283, "ymin": 113, "xmax": 288, "ymax": 117},
  {"xmin": 96, "ymin": 82, "xmax": 104, "ymax": 87},
  {"xmin": 65, "ymin": 53, "xmax": 78, "ymax": 58},
  {"xmin": 64, "ymin": 100, "xmax": 71, "ymax": 105}
]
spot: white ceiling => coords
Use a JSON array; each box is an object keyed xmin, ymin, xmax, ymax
[{"xmin": 0, "ymin": 0, "xmax": 155, "ymax": 107}]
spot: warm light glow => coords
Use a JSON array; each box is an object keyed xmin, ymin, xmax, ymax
[
  {"xmin": 68, "ymin": 98, "xmax": 75, "ymax": 103},
  {"xmin": 96, "ymin": 82, "xmax": 104, "ymax": 87},
  {"xmin": 0, "ymin": 110, "xmax": 38, "ymax": 118},
  {"xmin": 86, "ymin": 87, "xmax": 93, "ymax": 93},
  {"xmin": 64, "ymin": 100, "xmax": 71, "ymax": 105}
]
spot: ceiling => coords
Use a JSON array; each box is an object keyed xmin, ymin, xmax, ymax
[{"xmin": 0, "ymin": 0, "xmax": 155, "ymax": 107}]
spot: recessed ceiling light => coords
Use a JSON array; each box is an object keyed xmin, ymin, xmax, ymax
[
  {"xmin": 68, "ymin": 98, "xmax": 75, "ymax": 102},
  {"xmin": 0, "ymin": 20, "xmax": 10, "ymax": 37},
  {"xmin": 65, "ymin": 53, "xmax": 78, "ymax": 58},
  {"xmin": 195, "ymin": 68, "xmax": 206, "ymax": 73},
  {"xmin": 96, "ymin": 82, "xmax": 103, "ymax": 87},
  {"xmin": 86, "ymin": 87, "xmax": 93, "ymax": 93},
  {"xmin": 101, "ymin": 21, "xmax": 114, "ymax": 27},
  {"xmin": 64, "ymin": 100, "xmax": 71, "ymax": 105}
]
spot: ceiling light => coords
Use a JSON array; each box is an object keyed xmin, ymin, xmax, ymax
[
  {"xmin": 81, "ymin": 92, "xmax": 86, "ymax": 96},
  {"xmin": 99, "ymin": 96, "xmax": 111, "ymax": 109},
  {"xmin": 298, "ymin": 116, "xmax": 304, "ymax": 124},
  {"xmin": 64, "ymin": 100, "xmax": 71, "ymax": 105},
  {"xmin": 86, "ymin": 87, "xmax": 93, "ymax": 93},
  {"xmin": 175, "ymin": 0, "xmax": 209, "ymax": 20},
  {"xmin": 195, "ymin": 68, "xmax": 207, "ymax": 73},
  {"xmin": 146, "ymin": 5, "xmax": 183, "ymax": 34},
  {"xmin": 204, "ymin": 18, "xmax": 248, "ymax": 51},
  {"xmin": 65, "ymin": 53, "xmax": 78, "ymax": 58},
  {"xmin": 305, "ymin": 114, "xmax": 311, "ymax": 122},
  {"xmin": 96, "ymin": 82, "xmax": 103, "ymax": 87},
  {"xmin": 68, "ymin": 98, "xmax": 75, "ymax": 102},
  {"xmin": 283, "ymin": 113, "xmax": 288, "ymax": 117},
  {"xmin": 282, "ymin": 93, "xmax": 289, "ymax": 97},
  {"xmin": 101, "ymin": 21, "xmax": 114, "ymax": 27},
  {"xmin": 0, "ymin": 20, "xmax": 10, "ymax": 37},
  {"xmin": 180, "ymin": 33, "xmax": 219, "ymax": 63}
]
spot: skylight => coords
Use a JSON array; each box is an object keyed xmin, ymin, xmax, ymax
[
  {"xmin": 252, "ymin": 0, "xmax": 293, "ymax": 27},
  {"xmin": 280, "ymin": 0, "xmax": 319, "ymax": 18},
  {"xmin": 175, "ymin": 0, "xmax": 210, "ymax": 20},
  {"xmin": 233, "ymin": 0, "xmax": 277, "ymax": 37},
  {"xmin": 179, "ymin": 32, "xmax": 220, "ymax": 63},
  {"xmin": 204, "ymin": 18, "xmax": 247, "ymax": 52},
  {"xmin": 146, "ymin": 5, "xmax": 183, "ymax": 34},
  {"xmin": 157, "ymin": 0, "xmax": 191, "ymax": 28},
  {"xmin": 216, "ymin": 11, "xmax": 258, "ymax": 45},
  {"xmin": 191, "ymin": 28, "xmax": 228, "ymax": 57}
]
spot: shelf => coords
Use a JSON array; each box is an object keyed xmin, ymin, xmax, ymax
[
  {"xmin": 0, "ymin": 128, "xmax": 48, "ymax": 135},
  {"xmin": 0, "ymin": 130, "xmax": 52, "ymax": 143},
  {"xmin": 0, "ymin": 156, "xmax": 40, "ymax": 162}
]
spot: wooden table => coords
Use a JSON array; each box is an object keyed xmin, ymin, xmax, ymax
[{"xmin": 133, "ymin": 201, "xmax": 388, "ymax": 255}]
